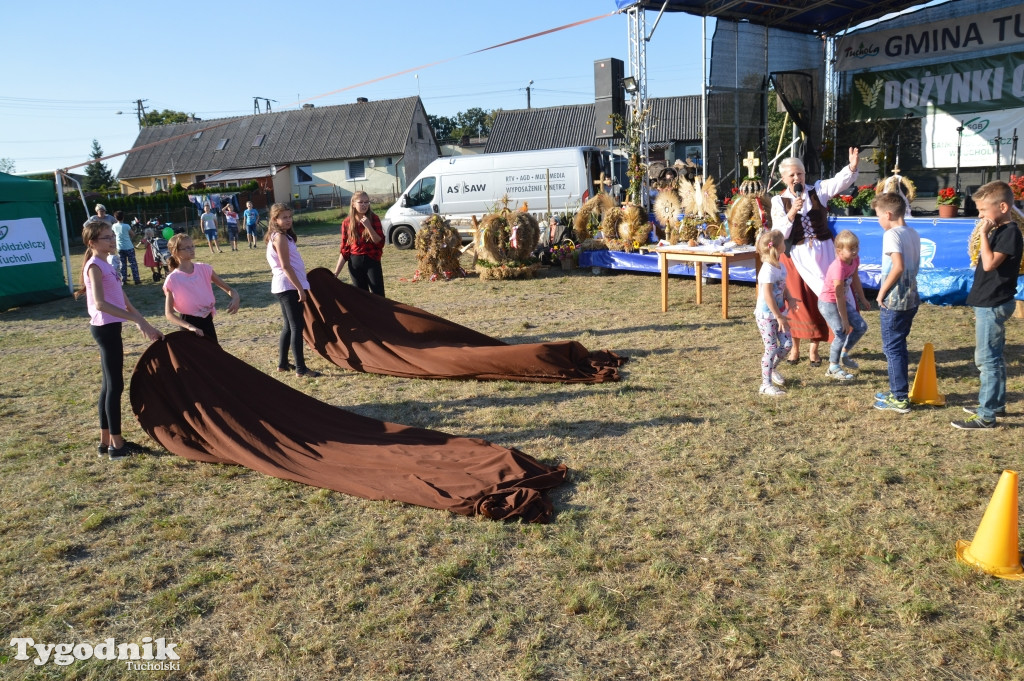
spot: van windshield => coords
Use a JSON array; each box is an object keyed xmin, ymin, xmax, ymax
[{"xmin": 407, "ymin": 177, "xmax": 436, "ymax": 207}]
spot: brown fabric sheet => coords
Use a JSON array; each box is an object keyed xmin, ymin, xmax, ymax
[
  {"xmin": 129, "ymin": 331, "xmax": 567, "ymax": 522},
  {"xmin": 302, "ymin": 267, "xmax": 627, "ymax": 382}
]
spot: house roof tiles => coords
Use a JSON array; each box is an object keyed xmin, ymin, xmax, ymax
[
  {"xmin": 118, "ymin": 96, "xmax": 425, "ymax": 179},
  {"xmin": 484, "ymin": 95, "xmax": 701, "ymax": 154}
]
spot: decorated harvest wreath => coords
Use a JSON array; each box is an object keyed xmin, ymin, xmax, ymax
[
  {"xmin": 653, "ymin": 174, "xmax": 723, "ymax": 244},
  {"xmin": 413, "ymin": 214, "xmax": 465, "ymax": 281},
  {"xmin": 473, "ymin": 197, "xmax": 541, "ymax": 280},
  {"xmin": 725, "ymin": 192, "xmax": 770, "ymax": 246}
]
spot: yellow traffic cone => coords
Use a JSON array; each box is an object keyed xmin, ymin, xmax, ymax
[
  {"xmin": 956, "ymin": 470, "xmax": 1024, "ymax": 579},
  {"xmin": 909, "ymin": 342, "xmax": 945, "ymax": 405}
]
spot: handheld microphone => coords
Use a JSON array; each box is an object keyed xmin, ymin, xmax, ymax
[{"xmin": 793, "ymin": 182, "xmax": 804, "ymax": 194}]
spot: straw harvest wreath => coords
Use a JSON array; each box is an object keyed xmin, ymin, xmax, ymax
[
  {"xmin": 472, "ymin": 200, "xmax": 541, "ymax": 280},
  {"xmin": 652, "ymin": 175, "xmax": 723, "ymax": 244},
  {"xmin": 413, "ymin": 214, "xmax": 465, "ymax": 281},
  {"xmin": 572, "ymin": 193, "xmax": 650, "ymax": 252}
]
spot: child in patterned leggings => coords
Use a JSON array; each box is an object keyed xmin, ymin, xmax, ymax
[{"xmin": 755, "ymin": 230, "xmax": 798, "ymax": 396}]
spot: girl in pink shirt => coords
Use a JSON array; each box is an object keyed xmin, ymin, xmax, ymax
[
  {"xmin": 74, "ymin": 219, "xmax": 163, "ymax": 460},
  {"xmin": 817, "ymin": 230, "xmax": 871, "ymax": 381},
  {"xmin": 163, "ymin": 234, "xmax": 240, "ymax": 345}
]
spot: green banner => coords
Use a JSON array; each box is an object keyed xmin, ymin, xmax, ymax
[{"xmin": 850, "ymin": 51, "xmax": 1024, "ymax": 120}]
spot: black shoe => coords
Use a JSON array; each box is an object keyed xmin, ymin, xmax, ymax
[
  {"xmin": 108, "ymin": 441, "xmax": 145, "ymax": 460},
  {"xmin": 296, "ymin": 369, "xmax": 322, "ymax": 378},
  {"xmin": 962, "ymin": 405, "xmax": 1007, "ymax": 417},
  {"xmin": 277, "ymin": 363, "xmax": 296, "ymax": 373},
  {"xmin": 97, "ymin": 444, "xmax": 108, "ymax": 457},
  {"xmin": 951, "ymin": 415, "xmax": 997, "ymax": 430}
]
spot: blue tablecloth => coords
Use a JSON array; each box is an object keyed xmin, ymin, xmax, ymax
[{"xmin": 579, "ymin": 216, "xmax": 1024, "ymax": 306}]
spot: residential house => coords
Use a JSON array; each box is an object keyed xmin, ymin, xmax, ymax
[{"xmin": 117, "ymin": 96, "xmax": 439, "ymax": 205}]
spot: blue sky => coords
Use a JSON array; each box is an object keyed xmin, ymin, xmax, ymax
[{"xmin": 1, "ymin": 1, "xmax": 708, "ymax": 177}]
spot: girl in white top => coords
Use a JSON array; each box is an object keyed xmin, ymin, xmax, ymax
[
  {"xmin": 265, "ymin": 203, "xmax": 320, "ymax": 377},
  {"xmin": 163, "ymin": 234, "xmax": 240, "ymax": 345},
  {"xmin": 754, "ymin": 230, "xmax": 798, "ymax": 396},
  {"xmin": 74, "ymin": 219, "xmax": 163, "ymax": 459}
]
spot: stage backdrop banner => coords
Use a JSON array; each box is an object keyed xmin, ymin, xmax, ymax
[
  {"xmin": 850, "ymin": 51, "xmax": 1024, "ymax": 120},
  {"xmin": 838, "ymin": 6, "xmax": 1024, "ymax": 72},
  {"xmin": 922, "ymin": 106, "xmax": 1024, "ymax": 168}
]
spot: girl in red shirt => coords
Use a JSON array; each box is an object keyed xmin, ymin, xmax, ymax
[{"xmin": 333, "ymin": 191, "xmax": 385, "ymax": 296}]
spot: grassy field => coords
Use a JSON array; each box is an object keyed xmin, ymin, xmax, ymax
[{"xmin": 1, "ymin": 218, "xmax": 1023, "ymax": 680}]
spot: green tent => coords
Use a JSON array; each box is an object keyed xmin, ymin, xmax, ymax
[{"xmin": 0, "ymin": 172, "xmax": 69, "ymax": 311}]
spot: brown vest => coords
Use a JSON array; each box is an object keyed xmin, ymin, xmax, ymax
[{"xmin": 781, "ymin": 189, "xmax": 832, "ymax": 253}]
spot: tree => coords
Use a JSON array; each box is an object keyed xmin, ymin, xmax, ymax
[
  {"xmin": 427, "ymin": 114, "xmax": 456, "ymax": 140},
  {"xmin": 141, "ymin": 109, "xmax": 196, "ymax": 127},
  {"xmin": 0, "ymin": 158, "xmax": 14, "ymax": 174},
  {"xmin": 429, "ymin": 108, "xmax": 498, "ymax": 141},
  {"xmin": 450, "ymin": 107, "xmax": 493, "ymax": 140},
  {"xmin": 84, "ymin": 140, "xmax": 117, "ymax": 191}
]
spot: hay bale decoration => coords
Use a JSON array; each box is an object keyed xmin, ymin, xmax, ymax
[{"xmin": 413, "ymin": 214, "xmax": 466, "ymax": 282}]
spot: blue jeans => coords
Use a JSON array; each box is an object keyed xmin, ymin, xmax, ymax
[
  {"xmin": 879, "ymin": 306, "xmax": 918, "ymax": 400},
  {"xmin": 974, "ymin": 300, "xmax": 1016, "ymax": 421},
  {"xmin": 817, "ymin": 299, "xmax": 868, "ymax": 365}
]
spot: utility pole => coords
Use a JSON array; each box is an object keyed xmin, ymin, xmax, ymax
[
  {"xmin": 134, "ymin": 99, "xmax": 148, "ymax": 128},
  {"xmin": 526, "ymin": 80, "xmax": 533, "ymax": 109}
]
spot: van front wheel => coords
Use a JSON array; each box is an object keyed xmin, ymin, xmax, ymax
[{"xmin": 392, "ymin": 226, "xmax": 415, "ymax": 250}]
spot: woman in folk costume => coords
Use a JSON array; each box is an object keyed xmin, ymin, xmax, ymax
[{"xmin": 770, "ymin": 148, "xmax": 860, "ymax": 365}]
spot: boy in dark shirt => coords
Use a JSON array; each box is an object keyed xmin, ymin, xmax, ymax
[{"xmin": 951, "ymin": 181, "xmax": 1023, "ymax": 429}]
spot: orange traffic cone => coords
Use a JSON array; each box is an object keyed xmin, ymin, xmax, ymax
[
  {"xmin": 909, "ymin": 342, "xmax": 945, "ymax": 405},
  {"xmin": 956, "ymin": 470, "xmax": 1024, "ymax": 579}
]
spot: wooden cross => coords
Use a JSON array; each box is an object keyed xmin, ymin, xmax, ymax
[
  {"xmin": 593, "ymin": 172, "xmax": 607, "ymax": 194},
  {"xmin": 742, "ymin": 151, "xmax": 760, "ymax": 178}
]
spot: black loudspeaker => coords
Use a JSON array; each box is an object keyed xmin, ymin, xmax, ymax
[{"xmin": 594, "ymin": 58, "xmax": 624, "ymax": 139}]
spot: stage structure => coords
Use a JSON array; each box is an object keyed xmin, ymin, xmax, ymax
[
  {"xmin": 614, "ymin": 1, "xmax": 939, "ymax": 187},
  {"xmin": 838, "ymin": 0, "xmax": 1024, "ymax": 197}
]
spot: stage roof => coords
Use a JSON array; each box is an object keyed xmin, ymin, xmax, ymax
[{"xmin": 614, "ymin": 0, "xmax": 937, "ymax": 36}]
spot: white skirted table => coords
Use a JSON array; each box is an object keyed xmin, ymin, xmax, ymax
[{"xmin": 655, "ymin": 245, "xmax": 759, "ymax": 320}]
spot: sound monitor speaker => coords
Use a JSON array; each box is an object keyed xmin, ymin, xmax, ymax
[{"xmin": 594, "ymin": 58, "xmax": 625, "ymax": 139}]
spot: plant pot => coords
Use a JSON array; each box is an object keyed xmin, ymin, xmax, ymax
[
  {"xmin": 560, "ymin": 258, "xmax": 575, "ymax": 271},
  {"xmin": 938, "ymin": 204, "xmax": 959, "ymax": 218}
]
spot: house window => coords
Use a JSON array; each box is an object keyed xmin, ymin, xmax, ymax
[
  {"xmin": 153, "ymin": 178, "xmax": 164, "ymax": 191},
  {"xmin": 195, "ymin": 174, "xmax": 206, "ymax": 183},
  {"xmin": 252, "ymin": 135, "xmax": 265, "ymax": 147},
  {"xmin": 192, "ymin": 131, "xmax": 203, "ymax": 140},
  {"xmin": 296, "ymin": 165, "xmax": 313, "ymax": 183},
  {"xmin": 417, "ymin": 123, "xmax": 423, "ymax": 139},
  {"xmin": 348, "ymin": 160, "xmax": 366, "ymax": 180},
  {"xmin": 387, "ymin": 157, "xmax": 393, "ymax": 166},
  {"xmin": 227, "ymin": 181, "xmax": 238, "ymax": 187},
  {"xmin": 216, "ymin": 138, "xmax": 229, "ymax": 151}
]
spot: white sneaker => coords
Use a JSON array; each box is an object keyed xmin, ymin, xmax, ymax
[
  {"xmin": 770, "ymin": 370, "xmax": 785, "ymax": 387},
  {"xmin": 759, "ymin": 384, "xmax": 786, "ymax": 396},
  {"xmin": 825, "ymin": 365, "xmax": 855, "ymax": 381}
]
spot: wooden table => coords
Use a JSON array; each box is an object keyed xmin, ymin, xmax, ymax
[{"xmin": 655, "ymin": 246, "xmax": 759, "ymax": 319}]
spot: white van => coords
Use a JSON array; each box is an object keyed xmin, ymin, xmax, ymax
[{"xmin": 383, "ymin": 146, "xmax": 608, "ymax": 249}]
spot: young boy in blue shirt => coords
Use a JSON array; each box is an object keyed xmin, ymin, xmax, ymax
[
  {"xmin": 951, "ymin": 180, "xmax": 1024, "ymax": 429},
  {"xmin": 872, "ymin": 192, "xmax": 921, "ymax": 414}
]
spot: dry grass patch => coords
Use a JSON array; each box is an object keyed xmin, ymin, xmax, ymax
[{"xmin": 1, "ymin": 220, "xmax": 1023, "ymax": 680}]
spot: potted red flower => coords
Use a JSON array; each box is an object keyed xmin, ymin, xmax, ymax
[{"xmin": 937, "ymin": 187, "xmax": 961, "ymax": 218}]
